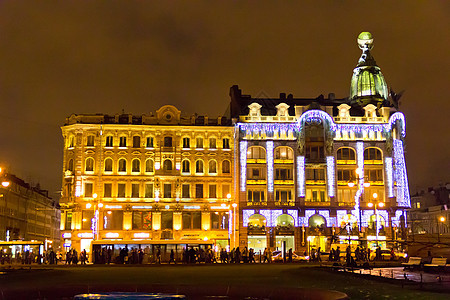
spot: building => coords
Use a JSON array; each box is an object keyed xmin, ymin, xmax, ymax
[
  {"xmin": 230, "ymin": 32, "xmax": 410, "ymax": 253},
  {"xmin": 60, "ymin": 105, "xmax": 235, "ymax": 255},
  {"xmin": 0, "ymin": 169, "xmax": 60, "ymax": 248}
]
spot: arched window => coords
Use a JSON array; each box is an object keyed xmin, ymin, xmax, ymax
[
  {"xmin": 339, "ymin": 214, "xmax": 357, "ymax": 228},
  {"xmin": 67, "ymin": 159, "xmax": 74, "ymax": 172},
  {"xmin": 247, "ymin": 146, "xmax": 266, "ymax": 159},
  {"xmin": 132, "ymin": 159, "xmax": 140, "ymax": 173},
  {"xmin": 276, "ymin": 214, "xmax": 294, "ymax": 228},
  {"xmin": 104, "ymin": 158, "xmax": 113, "ymax": 172},
  {"xmin": 274, "ymin": 146, "xmax": 293, "ymax": 160},
  {"xmin": 196, "ymin": 160, "xmax": 204, "ymax": 173},
  {"xmin": 145, "ymin": 159, "xmax": 154, "ymax": 173},
  {"xmin": 208, "ymin": 160, "xmax": 217, "ymax": 174},
  {"xmin": 248, "ymin": 214, "xmax": 266, "ymax": 229},
  {"xmin": 337, "ymin": 147, "xmax": 356, "ymax": 161},
  {"xmin": 309, "ymin": 214, "xmax": 326, "ymax": 228},
  {"xmin": 163, "ymin": 159, "xmax": 172, "ymax": 171},
  {"xmin": 182, "ymin": 160, "xmax": 190, "ymax": 173},
  {"xmin": 85, "ymin": 158, "xmax": 94, "ymax": 172},
  {"xmin": 364, "ymin": 147, "xmax": 382, "ymax": 161},
  {"xmin": 222, "ymin": 160, "xmax": 231, "ymax": 174},
  {"xmin": 369, "ymin": 214, "xmax": 386, "ymax": 230},
  {"xmin": 118, "ymin": 158, "xmax": 127, "ymax": 172}
]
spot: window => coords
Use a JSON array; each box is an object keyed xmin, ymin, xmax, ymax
[
  {"xmin": 195, "ymin": 184, "xmax": 203, "ymax": 198},
  {"xmin": 105, "ymin": 136, "xmax": 113, "ymax": 147},
  {"xmin": 164, "ymin": 183, "xmax": 172, "ymax": 198},
  {"xmin": 164, "ymin": 136, "xmax": 172, "ymax": 147},
  {"xmin": 82, "ymin": 210, "xmax": 94, "ymax": 230},
  {"xmin": 182, "ymin": 160, "xmax": 190, "ymax": 173},
  {"xmin": 222, "ymin": 184, "xmax": 230, "ymax": 198},
  {"xmin": 84, "ymin": 183, "xmax": 93, "ymax": 197},
  {"xmin": 117, "ymin": 183, "xmax": 126, "ymax": 198},
  {"xmin": 132, "ymin": 159, "xmax": 140, "ymax": 173},
  {"xmin": 104, "ymin": 158, "xmax": 113, "ymax": 172},
  {"xmin": 182, "ymin": 137, "xmax": 190, "ymax": 148},
  {"xmin": 337, "ymin": 148, "xmax": 356, "ymax": 161},
  {"xmin": 209, "ymin": 160, "xmax": 217, "ymax": 174},
  {"xmin": 211, "ymin": 212, "xmax": 229, "ymax": 230},
  {"xmin": 163, "ymin": 159, "xmax": 172, "ymax": 171},
  {"xmin": 65, "ymin": 212, "xmax": 72, "ymax": 230},
  {"xmin": 248, "ymin": 167, "xmax": 265, "ymax": 180},
  {"xmin": 247, "ymin": 190, "xmax": 265, "ymax": 202},
  {"xmin": 196, "ymin": 137, "xmax": 203, "ymax": 149},
  {"xmin": 67, "ymin": 159, "xmax": 74, "ymax": 172},
  {"xmin": 364, "ymin": 148, "xmax": 382, "ymax": 161},
  {"xmin": 337, "ymin": 169, "xmax": 352, "ymax": 181},
  {"xmin": 367, "ymin": 169, "xmax": 383, "ymax": 181},
  {"xmin": 119, "ymin": 136, "xmax": 127, "ymax": 147},
  {"xmin": 305, "ymin": 145, "xmax": 324, "ymax": 161},
  {"xmin": 182, "ymin": 212, "xmax": 201, "ymax": 229},
  {"xmin": 132, "ymin": 211, "xmax": 152, "ymax": 230},
  {"xmin": 118, "ymin": 159, "xmax": 127, "ymax": 172},
  {"xmin": 222, "ymin": 160, "xmax": 231, "ymax": 174},
  {"xmin": 68, "ymin": 136, "xmax": 75, "ymax": 148},
  {"xmin": 195, "ymin": 160, "xmax": 204, "ymax": 173},
  {"xmin": 104, "ymin": 183, "xmax": 112, "ymax": 198},
  {"xmin": 306, "ymin": 189, "xmax": 326, "ymax": 202},
  {"xmin": 222, "ymin": 138, "xmax": 230, "ymax": 149},
  {"xmin": 145, "ymin": 183, "xmax": 153, "ymax": 198},
  {"xmin": 275, "ymin": 190, "xmax": 292, "ymax": 202},
  {"xmin": 146, "ymin": 137, "xmax": 154, "ymax": 148},
  {"xmin": 182, "ymin": 184, "xmax": 190, "ymax": 198},
  {"xmin": 209, "ymin": 138, "xmax": 216, "ymax": 149},
  {"xmin": 161, "ymin": 212, "xmax": 173, "ymax": 230},
  {"xmin": 274, "ymin": 147, "xmax": 293, "ymax": 160},
  {"xmin": 275, "ymin": 168, "xmax": 292, "ymax": 180},
  {"xmin": 131, "ymin": 183, "xmax": 140, "ymax": 198},
  {"xmin": 86, "ymin": 135, "xmax": 95, "ymax": 147},
  {"xmin": 145, "ymin": 159, "xmax": 154, "ymax": 173},
  {"xmin": 85, "ymin": 158, "xmax": 94, "ymax": 172},
  {"xmin": 306, "ymin": 168, "xmax": 325, "ymax": 181},
  {"xmin": 132, "ymin": 136, "xmax": 141, "ymax": 148},
  {"xmin": 247, "ymin": 147, "xmax": 266, "ymax": 159},
  {"xmin": 209, "ymin": 184, "xmax": 217, "ymax": 198},
  {"xmin": 103, "ymin": 210, "xmax": 123, "ymax": 230}
]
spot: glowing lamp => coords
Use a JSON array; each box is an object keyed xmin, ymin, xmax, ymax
[
  {"xmin": 439, "ymin": 216, "xmax": 446, "ymax": 222},
  {"xmin": 373, "ymin": 193, "xmax": 378, "ymax": 199},
  {"xmin": 98, "ymin": 203, "xmax": 104, "ymax": 208},
  {"xmin": 227, "ymin": 193, "xmax": 231, "ymax": 199},
  {"xmin": 364, "ymin": 182, "xmax": 371, "ymax": 187},
  {"xmin": 347, "ymin": 182, "xmax": 355, "ymax": 187},
  {"xmin": 368, "ymin": 203, "xmax": 374, "ymax": 208},
  {"xmin": 1, "ymin": 181, "xmax": 10, "ymax": 187},
  {"xmin": 378, "ymin": 202, "xmax": 385, "ymax": 208},
  {"xmin": 232, "ymin": 203, "xmax": 237, "ymax": 208},
  {"xmin": 86, "ymin": 203, "xmax": 92, "ymax": 209},
  {"xmin": 93, "ymin": 193, "xmax": 98, "ymax": 199}
]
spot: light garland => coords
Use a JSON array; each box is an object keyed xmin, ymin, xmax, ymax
[
  {"xmin": 240, "ymin": 140, "xmax": 248, "ymax": 192},
  {"xmin": 352, "ymin": 142, "xmax": 364, "ymax": 224},
  {"xmin": 336, "ymin": 210, "xmax": 350, "ymax": 227},
  {"xmin": 297, "ymin": 156, "xmax": 305, "ymax": 197},
  {"xmin": 287, "ymin": 209, "xmax": 298, "ymax": 226},
  {"xmin": 387, "ymin": 112, "xmax": 406, "ymax": 138},
  {"xmin": 326, "ymin": 156, "xmax": 335, "ymax": 197},
  {"xmin": 259, "ymin": 210, "xmax": 272, "ymax": 227},
  {"xmin": 242, "ymin": 209, "xmax": 255, "ymax": 227},
  {"xmin": 391, "ymin": 210, "xmax": 403, "ymax": 227},
  {"xmin": 393, "ymin": 139, "xmax": 411, "ymax": 207},
  {"xmin": 228, "ymin": 210, "xmax": 233, "ymax": 235},
  {"xmin": 318, "ymin": 210, "xmax": 337, "ymax": 227},
  {"xmin": 271, "ymin": 209, "xmax": 283, "ymax": 227},
  {"xmin": 385, "ymin": 157, "xmax": 394, "ymax": 198},
  {"xmin": 266, "ymin": 141, "xmax": 274, "ymax": 192},
  {"xmin": 239, "ymin": 123, "xmax": 298, "ymax": 138},
  {"xmin": 298, "ymin": 110, "xmax": 336, "ymax": 131},
  {"xmin": 299, "ymin": 209, "xmax": 316, "ymax": 227}
]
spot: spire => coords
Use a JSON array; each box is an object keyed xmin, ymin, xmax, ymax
[{"xmin": 350, "ymin": 32, "xmax": 389, "ymax": 105}]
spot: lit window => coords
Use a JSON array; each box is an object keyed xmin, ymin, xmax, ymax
[
  {"xmin": 67, "ymin": 159, "xmax": 74, "ymax": 172},
  {"xmin": 84, "ymin": 183, "xmax": 93, "ymax": 197},
  {"xmin": 209, "ymin": 184, "xmax": 217, "ymax": 198},
  {"xmin": 247, "ymin": 146, "xmax": 266, "ymax": 159},
  {"xmin": 104, "ymin": 183, "xmax": 112, "ymax": 198},
  {"xmin": 163, "ymin": 159, "xmax": 173, "ymax": 171},
  {"xmin": 274, "ymin": 146, "xmax": 293, "ymax": 160},
  {"xmin": 364, "ymin": 148, "xmax": 382, "ymax": 161},
  {"xmin": 196, "ymin": 137, "xmax": 204, "ymax": 149},
  {"xmin": 146, "ymin": 137, "xmax": 154, "ymax": 148},
  {"xmin": 132, "ymin": 136, "xmax": 141, "ymax": 148},
  {"xmin": 164, "ymin": 183, "xmax": 172, "ymax": 198},
  {"xmin": 337, "ymin": 148, "xmax": 356, "ymax": 161},
  {"xmin": 119, "ymin": 136, "xmax": 127, "ymax": 147},
  {"xmin": 117, "ymin": 183, "xmax": 126, "ymax": 198},
  {"xmin": 145, "ymin": 183, "xmax": 153, "ymax": 198},
  {"xmin": 209, "ymin": 138, "xmax": 216, "ymax": 149},
  {"xmin": 195, "ymin": 184, "xmax": 203, "ymax": 198},
  {"xmin": 145, "ymin": 159, "xmax": 154, "ymax": 173},
  {"xmin": 68, "ymin": 136, "xmax": 75, "ymax": 148},
  {"xmin": 222, "ymin": 160, "xmax": 231, "ymax": 174},
  {"xmin": 86, "ymin": 135, "xmax": 95, "ymax": 147},
  {"xmin": 222, "ymin": 138, "xmax": 230, "ymax": 149},
  {"xmin": 131, "ymin": 183, "xmax": 140, "ymax": 198},
  {"xmin": 182, "ymin": 184, "xmax": 190, "ymax": 198}
]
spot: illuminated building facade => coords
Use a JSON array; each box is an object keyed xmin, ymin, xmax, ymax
[
  {"xmin": 231, "ymin": 32, "xmax": 410, "ymax": 253},
  {"xmin": 60, "ymin": 105, "xmax": 234, "ymax": 254}
]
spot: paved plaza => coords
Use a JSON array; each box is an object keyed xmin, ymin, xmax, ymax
[{"xmin": 1, "ymin": 264, "xmax": 450, "ymax": 299}]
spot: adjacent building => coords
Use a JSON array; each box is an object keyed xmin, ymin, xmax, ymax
[
  {"xmin": 60, "ymin": 105, "xmax": 235, "ymax": 254},
  {"xmin": 231, "ymin": 32, "xmax": 410, "ymax": 253},
  {"xmin": 0, "ymin": 170, "xmax": 60, "ymax": 247}
]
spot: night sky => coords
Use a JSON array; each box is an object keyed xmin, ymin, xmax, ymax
[{"xmin": 0, "ymin": 1, "xmax": 448, "ymax": 198}]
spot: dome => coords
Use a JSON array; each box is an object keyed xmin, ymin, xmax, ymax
[{"xmin": 350, "ymin": 32, "xmax": 388, "ymax": 104}]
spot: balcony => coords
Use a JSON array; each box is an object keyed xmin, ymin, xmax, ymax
[
  {"xmin": 304, "ymin": 201, "xmax": 330, "ymax": 207},
  {"xmin": 275, "ymin": 225, "xmax": 294, "ymax": 235},
  {"xmin": 305, "ymin": 180, "xmax": 326, "ymax": 185},
  {"xmin": 274, "ymin": 179, "xmax": 294, "ymax": 185},
  {"xmin": 246, "ymin": 201, "xmax": 267, "ymax": 207},
  {"xmin": 247, "ymin": 224, "xmax": 266, "ymax": 235},
  {"xmin": 247, "ymin": 179, "xmax": 266, "ymax": 185},
  {"xmin": 274, "ymin": 200, "xmax": 295, "ymax": 207},
  {"xmin": 274, "ymin": 159, "xmax": 294, "ymax": 164},
  {"xmin": 247, "ymin": 159, "xmax": 266, "ymax": 164}
]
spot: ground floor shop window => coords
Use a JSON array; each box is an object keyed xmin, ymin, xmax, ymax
[
  {"xmin": 248, "ymin": 236, "xmax": 267, "ymax": 253},
  {"xmin": 275, "ymin": 235, "xmax": 295, "ymax": 251},
  {"xmin": 103, "ymin": 210, "xmax": 123, "ymax": 230}
]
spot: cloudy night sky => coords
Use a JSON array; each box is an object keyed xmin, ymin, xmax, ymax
[{"xmin": 0, "ymin": 1, "xmax": 448, "ymax": 197}]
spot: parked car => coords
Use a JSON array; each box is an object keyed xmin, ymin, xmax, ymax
[
  {"xmin": 271, "ymin": 251, "xmax": 309, "ymax": 262},
  {"xmin": 369, "ymin": 249, "xmax": 408, "ymax": 261}
]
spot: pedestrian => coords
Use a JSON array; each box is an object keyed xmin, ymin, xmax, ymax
[
  {"xmin": 249, "ymin": 248, "xmax": 255, "ymax": 263},
  {"xmin": 156, "ymin": 247, "xmax": 161, "ymax": 264},
  {"xmin": 288, "ymin": 248, "xmax": 293, "ymax": 263},
  {"xmin": 263, "ymin": 248, "xmax": 269, "ymax": 263},
  {"xmin": 317, "ymin": 247, "xmax": 322, "ymax": 262},
  {"xmin": 169, "ymin": 249, "xmax": 175, "ymax": 264}
]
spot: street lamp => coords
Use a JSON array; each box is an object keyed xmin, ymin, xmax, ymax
[
  {"xmin": 368, "ymin": 192, "xmax": 384, "ymax": 248},
  {"xmin": 438, "ymin": 216, "xmax": 446, "ymax": 243},
  {"xmin": 232, "ymin": 202, "xmax": 238, "ymax": 249}
]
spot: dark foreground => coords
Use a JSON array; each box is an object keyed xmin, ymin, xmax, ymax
[{"xmin": 1, "ymin": 264, "xmax": 449, "ymax": 299}]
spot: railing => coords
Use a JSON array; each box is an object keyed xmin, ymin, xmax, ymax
[
  {"xmin": 274, "ymin": 200, "xmax": 295, "ymax": 206},
  {"xmin": 304, "ymin": 201, "xmax": 330, "ymax": 206},
  {"xmin": 246, "ymin": 201, "xmax": 267, "ymax": 207}
]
